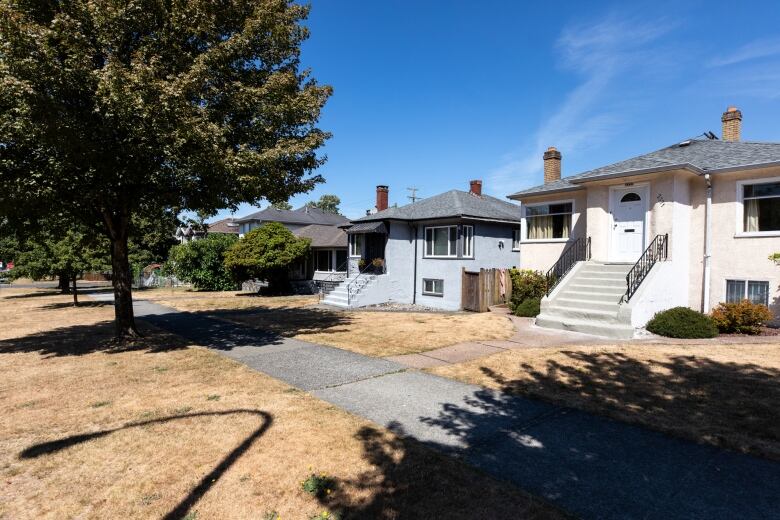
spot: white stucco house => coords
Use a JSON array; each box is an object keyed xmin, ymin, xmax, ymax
[
  {"xmin": 322, "ymin": 182, "xmax": 521, "ymax": 310},
  {"xmin": 510, "ymin": 107, "xmax": 780, "ymax": 338}
]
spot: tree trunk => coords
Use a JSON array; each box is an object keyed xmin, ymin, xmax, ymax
[
  {"xmin": 72, "ymin": 275, "xmax": 79, "ymax": 307},
  {"xmin": 58, "ymin": 273, "xmax": 71, "ymax": 294},
  {"xmin": 104, "ymin": 209, "xmax": 140, "ymax": 339}
]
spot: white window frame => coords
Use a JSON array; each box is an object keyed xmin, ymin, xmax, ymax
[
  {"xmin": 422, "ymin": 278, "xmax": 444, "ymax": 296},
  {"xmin": 512, "ymin": 228, "xmax": 521, "ymax": 251},
  {"xmin": 724, "ymin": 278, "xmax": 770, "ymax": 306},
  {"xmin": 349, "ymin": 234, "xmax": 363, "ymax": 257},
  {"xmin": 462, "ymin": 225, "xmax": 474, "ymax": 258},
  {"xmin": 520, "ymin": 199, "xmax": 575, "ymax": 243},
  {"xmin": 736, "ymin": 176, "xmax": 780, "ymax": 237},
  {"xmin": 424, "ymin": 225, "xmax": 458, "ymax": 258}
]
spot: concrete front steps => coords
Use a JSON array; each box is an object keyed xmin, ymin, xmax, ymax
[
  {"xmin": 321, "ymin": 274, "xmax": 378, "ymax": 308},
  {"xmin": 536, "ymin": 262, "xmax": 635, "ymax": 339}
]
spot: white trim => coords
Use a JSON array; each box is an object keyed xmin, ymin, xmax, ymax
[
  {"xmin": 423, "ymin": 225, "xmax": 459, "ymax": 258},
  {"xmin": 735, "ymin": 175, "xmax": 780, "ymax": 236},
  {"xmin": 520, "ymin": 198, "xmax": 575, "ymax": 243},
  {"xmin": 608, "ymin": 183, "xmax": 650, "ymax": 262},
  {"xmin": 462, "ymin": 225, "xmax": 474, "ymax": 258}
]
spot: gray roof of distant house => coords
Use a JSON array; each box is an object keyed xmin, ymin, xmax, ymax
[
  {"xmin": 206, "ymin": 217, "xmax": 240, "ymax": 234},
  {"xmin": 352, "ymin": 190, "xmax": 522, "ymax": 223},
  {"xmin": 236, "ymin": 206, "xmax": 349, "ymax": 226},
  {"xmin": 509, "ymin": 140, "xmax": 780, "ymax": 198},
  {"xmin": 293, "ymin": 224, "xmax": 347, "ymax": 248}
]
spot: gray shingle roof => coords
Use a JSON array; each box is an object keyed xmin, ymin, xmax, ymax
[
  {"xmin": 293, "ymin": 224, "xmax": 347, "ymax": 248},
  {"xmin": 236, "ymin": 206, "xmax": 349, "ymax": 226},
  {"xmin": 353, "ymin": 190, "xmax": 522, "ymax": 223},
  {"xmin": 509, "ymin": 140, "xmax": 780, "ymax": 198}
]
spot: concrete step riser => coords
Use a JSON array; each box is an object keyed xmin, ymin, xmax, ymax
[
  {"xmin": 545, "ymin": 305, "xmax": 620, "ymax": 323},
  {"xmin": 555, "ymin": 298, "xmax": 621, "ymax": 312},
  {"xmin": 559, "ymin": 291, "xmax": 624, "ymax": 303},
  {"xmin": 536, "ymin": 315, "xmax": 634, "ymax": 339}
]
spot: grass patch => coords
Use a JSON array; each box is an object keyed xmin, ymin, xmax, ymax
[
  {"xmin": 91, "ymin": 400, "xmax": 111, "ymax": 408},
  {"xmin": 430, "ymin": 343, "xmax": 780, "ymax": 461}
]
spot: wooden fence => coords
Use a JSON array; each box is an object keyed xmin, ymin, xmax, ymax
[{"xmin": 461, "ymin": 268, "xmax": 512, "ymax": 312}]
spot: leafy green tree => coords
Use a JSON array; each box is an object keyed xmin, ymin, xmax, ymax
[
  {"xmin": 0, "ymin": 1, "xmax": 331, "ymax": 338},
  {"xmin": 12, "ymin": 229, "xmax": 109, "ymax": 305},
  {"xmin": 306, "ymin": 194, "xmax": 341, "ymax": 214},
  {"xmin": 166, "ymin": 234, "xmax": 239, "ymax": 291},
  {"xmin": 271, "ymin": 201, "xmax": 293, "ymax": 211},
  {"xmin": 224, "ymin": 222, "xmax": 309, "ymax": 293}
]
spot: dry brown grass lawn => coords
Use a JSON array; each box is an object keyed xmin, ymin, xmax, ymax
[
  {"xmin": 137, "ymin": 289, "xmax": 515, "ymax": 357},
  {"xmin": 0, "ymin": 288, "xmax": 563, "ymax": 519},
  {"xmin": 429, "ymin": 343, "xmax": 780, "ymax": 461}
]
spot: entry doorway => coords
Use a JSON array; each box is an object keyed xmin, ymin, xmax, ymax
[{"xmin": 609, "ymin": 185, "xmax": 648, "ymax": 262}]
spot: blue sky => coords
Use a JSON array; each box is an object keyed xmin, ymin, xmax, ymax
[{"xmin": 214, "ymin": 0, "xmax": 780, "ymax": 221}]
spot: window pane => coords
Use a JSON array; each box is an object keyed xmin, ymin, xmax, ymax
[
  {"xmin": 316, "ymin": 250, "xmax": 330, "ymax": 271},
  {"xmin": 463, "ymin": 226, "xmax": 473, "ymax": 256},
  {"xmin": 434, "ymin": 280, "xmax": 443, "ymax": 294},
  {"xmin": 425, "ymin": 229, "xmax": 432, "ymax": 256},
  {"xmin": 744, "ymin": 182, "xmax": 780, "ymax": 198},
  {"xmin": 336, "ymin": 250, "xmax": 347, "ymax": 271},
  {"xmin": 725, "ymin": 280, "xmax": 746, "ymax": 303},
  {"xmin": 450, "ymin": 226, "xmax": 457, "ymax": 256},
  {"xmin": 433, "ymin": 228, "xmax": 449, "ymax": 256},
  {"xmin": 748, "ymin": 281, "xmax": 770, "ymax": 306},
  {"xmin": 526, "ymin": 214, "xmax": 571, "ymax": 239},
  {"xmin": 747, "ymin": 198, "xmax": 780, "ymax": 232},
  {"xmin": 423, "ymin": 279, "xmax": 443, "ymax": 295},
  {"xmin": 526, "ymin": 203, "xmax": 572, "ymax": 216}
]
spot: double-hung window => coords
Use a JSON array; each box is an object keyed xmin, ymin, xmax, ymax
[
  {"xmin": 740, "ymin": 179, "xmax": 780, "ymax": 234},
  {"xmin": 512, "ymin": 228, "xmax": 521, "ymax": 250},
  {"xmin": 424, "ymin": 226, "xmax": 458, "ymax": 257},
  {"xmin": 349, "ymin": 234, "xmax": 363, "ymax": 257},
  {"xmin": 524, "ymin": 202, "xmax": 573, "ymax": 240},
  {"xmin": 725, "ymin": 279, "xmax": 770, "ymax": 306},
  {"xmin": 462, "ymin": 225, "xmax": 474, "ymax": 258}
]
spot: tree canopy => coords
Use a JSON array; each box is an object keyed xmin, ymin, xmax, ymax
[
  {"xmin": 223, "ymin": 222, "xmax": 309, "ymax": 292},
  {"xmin": 271, "ymin": 201, "xmax": 293, "ymax": 211},
  {"xmin": 0, "ymin": 0, "xmax": 331, "ymax": 337},
  {"xmin": 306, "ymin": 194, "xmax": 341, "ymax": 214}
]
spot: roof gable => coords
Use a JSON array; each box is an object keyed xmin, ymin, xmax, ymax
[
  {"xmin": 353, "ymin": 190, "xmax": 522, "ymax": 223},
  {"xmin": 236, "ymin": 206, "xmax": 349, "ymax": 226}
]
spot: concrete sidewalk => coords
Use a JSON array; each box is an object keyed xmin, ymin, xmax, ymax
[{"xmin": 93, "ymin": 293, "xmax": 780, "ymax": 520}]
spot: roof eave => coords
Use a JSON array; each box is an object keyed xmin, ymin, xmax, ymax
[
  {"xmin": 569, "ymin": 164, "xmax": 704, "ymax": 185},
  {"xmin": 506, "ymin": 185, "xmax": 583, "ymax": 200},
  {"xmin": 706, "ymin": 160, "xmax": 780, "ymax": 175}
]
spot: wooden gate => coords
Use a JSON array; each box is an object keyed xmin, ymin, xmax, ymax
[{"xmin": 461, "ymin": 268, "xmax": 512, "ymax": 312}]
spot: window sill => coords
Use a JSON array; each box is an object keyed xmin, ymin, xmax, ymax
[
  {"xmin": 422, "ymin": 292, "xmax": 443, "ymax": 297},
  {"xmin": 520, "ymin": 238, "xmax": 572, "ymax": 244},
  {"xmin": 422, "ymin": 256, "xmax": 459, "ymax": 259},
  {"xmin": 734, "ymin": 232, "xmax": 780, "ymax": 238}
]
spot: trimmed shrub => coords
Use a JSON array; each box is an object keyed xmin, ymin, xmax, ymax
[
  {"xmin": 711, "ymin": 300, "xmax": 773, "ymax": 335},
  {"xmin": 513, "ymin": 297, "xmax": 541, "ymax": 317},
  {"xmin": 165, "ymin": 233, "xmax": 238, "ymax": 291},
  {"xmin": 509, "ymin": 269, "xmax": 547, "ymax": 306},
  {"xmin": 646, "ymin": 307, "xmax": 719, "ymax": 339}
]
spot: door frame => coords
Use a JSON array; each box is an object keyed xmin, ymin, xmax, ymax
[{"xmin": 608, "ymin": 183, "xmax": 650, "ymax": 263}]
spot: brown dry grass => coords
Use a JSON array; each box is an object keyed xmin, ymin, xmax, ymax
[
  {"xmin": 0, "ymin": 288, "xmax": 563, "ymax": 519},
  {"xmin": 430, "ymin": 343, "xmax": 780, "ymax": 461},
  {"xmin": 137, "ymin": 289, "xmax": 515, "ymax": 358}
]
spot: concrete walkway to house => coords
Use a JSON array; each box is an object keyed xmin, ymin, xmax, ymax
[{"xmin": 89, "ymin": 292, "xmax": 780, "ymax": 520}]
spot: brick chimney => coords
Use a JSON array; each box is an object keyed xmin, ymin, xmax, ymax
[
  {"xmin": 543, "ymin": 146, "xmax": 562, "ymax": 183},
  {"xmin": 469, "ymin": 179, "xmax": 482, "ymax": 196},
  {"xmin": 376, "ymin": 185, "xmax": 389, "ymax": 212},
  {"xmin": 721, "ymin": 106, "xmax": 742, "ymax": 141}
]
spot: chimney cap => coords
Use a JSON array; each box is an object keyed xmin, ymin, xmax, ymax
[
  {"xmin": 376, "ymin": 185, "xmax": 389, "ymax": 191},
  {"xmin": 543, "ymin": 147, "xmax": 562, "ymax": 160},
  {"xmin": 722, "ymin": 106, "xmax": 742, "ymax": 120}
]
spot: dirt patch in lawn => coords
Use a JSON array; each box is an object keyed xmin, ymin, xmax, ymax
[
  {"xmin": 0, "ymin": 288, "xmax": 563, "ymax": 519},
  {"xmin": 137, "ymin": 289, "xmax": 515, "ymax": 357},
  {"xmin": 429, "ymin": 343, "xmax": 780, "ymax": 461}
]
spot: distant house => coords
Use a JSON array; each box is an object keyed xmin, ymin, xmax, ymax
[
  {"xmin": 510, "ymin": 106, "xmax": 780, "ymax": 338},
  {"xmin": 174, "ymin": 217, "xmax": 240, "ymax": 243},
  {"xmin": 235, "ymin": 206, "xmax": 349, "ymax": 287},
  {"xmin": 322, "ymin": 182, "xmax": 521, "ymax": 310}
]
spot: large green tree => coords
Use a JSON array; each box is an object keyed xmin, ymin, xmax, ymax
[
  {"xmin": 166, "ymin": 233, "xmax": 238, "ymax": 291},
  {"xmin": 223, "ymin": 222, "xmax": 309, "ymax": 293},
  {"xmin": 306, "ymin": 194, "xmax": 341, "ymax": 214},
  {"xmin": 0, "ymin": 0, "xmax": 331, "ymax": 338}
]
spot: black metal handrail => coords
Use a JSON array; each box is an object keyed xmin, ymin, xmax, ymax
[
  {"xmin": 546, "ymin": 236, "xmax": 591, "ymax": 296},
  {"xmin": 317, "ymin": 260, "xmax": 348, "ymax": 301},
  {"xmin": 623, "ymin": 234, "xmax": 668, "ymax": 302},
  {"xmin": 346, "ymin": 261, "xmax": 377, "ymax": 305}
]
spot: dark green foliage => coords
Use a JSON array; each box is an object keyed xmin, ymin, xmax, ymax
[
  {"xmin": 223, "ymin": 222, "xmax": 309, "ymax": 293},
  {"xmin": 306, "ymin": 194, "xmax": 341, "ymax": 214},
  {"xmin": 301, "ymin": 473, "xmax": 335, "ymax": 499},
  {"xmin": 646, "ymin": 307, "xmax": 719, "ymax": 339},
  {"xmin": 711, "ymin": 301, "xmax": 773, "ymax": 335},
  {"xmin": 166, "ymin": 234, "xmax": 238, "ymax": 291},
  {"xmin": 513, "ymin": 298, "xmax": 541, "ymax": 317},
  {"xmin": 509, "ymin": 269, "xmax": 547, "ymax": 311}
]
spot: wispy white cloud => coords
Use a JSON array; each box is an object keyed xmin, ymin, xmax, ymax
[
  {"xmin": 487, "ymin": 14, "xmax": 677, "ymax": 195},
  {"xmin": 709, "ymin": 37, "xmax": 780, "ymax": 67}
]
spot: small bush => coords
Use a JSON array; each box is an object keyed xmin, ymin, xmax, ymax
[
  {"xmin": 301, "ymin": 473, "xmax": 335, "ymax": 498},
  {"xmin": 646, "ymin": 307, "xmax": 719, "ymax": 338},
  {"xmin": 509, "ymin": 269, "xmax": 547, "ymax": 308},
  {"xmin": 711, "ymin": 300, "xmax": 773, "ymax": 335},
  {"xmin": 512, "ymin": 297, "xmax": 541, "ymax": 317}
]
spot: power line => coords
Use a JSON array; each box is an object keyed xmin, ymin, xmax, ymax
[{"xmin": 407, "ymin": 187, "xmax": 419, "ymax": 203}]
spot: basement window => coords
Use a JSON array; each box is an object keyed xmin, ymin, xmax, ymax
[
  {"xmin": 725, "ymin": 280, "xmax": 769, "ymax": 306},
  {"xmin": 422, "ymin": 278, "xmax": 444, "ymax": 296}
]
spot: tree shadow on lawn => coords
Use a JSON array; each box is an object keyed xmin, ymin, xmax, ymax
[
  {"xmin": 485, "ymin": 349, "xmax": 780, "ymax": 461},
  {"xmin": 201, "ymin": 305, "xmax": 354, "ymax": 339},
  {"xmin": 18, "ymin": 409, "xmax": 273, "ymax": 520},
  {"xmin": 0, "ymin": 321, "xmax": 188, "ymax": 357}
]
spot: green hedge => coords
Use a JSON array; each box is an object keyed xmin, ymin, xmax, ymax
[
  {"xmin": 646, "ymin": 307, "xmax": 719, "ymax": 338},
  {"xmin": 512, "ymin": 297, "xmax": 541, "ymax": 317}
]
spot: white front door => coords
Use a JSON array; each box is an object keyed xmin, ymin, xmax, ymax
[{"xmin": 610, "ymin": 187, "xmax": 647, "ymax": 262}]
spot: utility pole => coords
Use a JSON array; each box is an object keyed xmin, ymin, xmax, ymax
[{"xmin": 407, "ymin": 187, "xmax": 419, "ymax": 203}]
